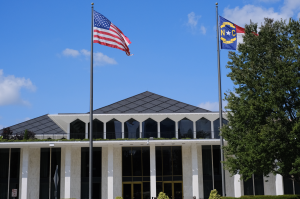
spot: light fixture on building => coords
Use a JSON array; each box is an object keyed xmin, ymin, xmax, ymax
[{"xmin": 49, "ymin": 143, "xmax": 54, "ymax": 147}]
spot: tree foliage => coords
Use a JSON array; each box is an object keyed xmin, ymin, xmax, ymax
[
  {"xmin": 221, "ymin": 18, "xmax": 300, "ymax": 183},
  {"xmin": 1, "ymin": 127, "xmax": 13, "ymax": 139}
]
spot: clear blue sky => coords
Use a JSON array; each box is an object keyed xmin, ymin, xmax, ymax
[{"xmin": 1, "ymin": 0, "xmax": 299, "ymax": 128}]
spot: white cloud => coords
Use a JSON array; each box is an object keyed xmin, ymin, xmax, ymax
[
  {"xmin": 223, "ymin": 0, "xmax": 300, "ymax": 28},
  {"xmin": 0, "ymin": 70, "xmax": 36, "ymax": 106},
  {"xmin": 186, "ymin": 12, "xmax": 206, "ymax": 35},
  {"xmin": 62, "ymin": 48, "xmax": 117, "ymax": 66},
  {"xmin": 198, "ymin": 101, "xmax": 228, "ymax": 111},
  {"xmin": 24, "ymin": 117, "xmax": 30, "ymax": 121},
  {"xmin": 62, "ymin": 48, "xmax": 80, "ymax": 57}
]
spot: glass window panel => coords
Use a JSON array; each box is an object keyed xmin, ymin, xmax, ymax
[
  {"xmin": 244, "ymin": 177, "xmax": 254, "ymax": 195},
  {"xmin": 142, "ymin": 147, "xmax": 150, "ymax": 177},
  {"xmin": 40, "ymin": 148, "xmax": 50, "ymax": 199},
  {"xmin": 163, "ymin": 183, "xmax": 172, "ymax": 199},
  {"xmin": 125, "ymin": 119, "xmax": 140, "ymax": 139},
  {"xmin": 155, "ymin": 147, "xmax": 162, "ymax": 176},
  {"xmin": 196, "ymin": 118, "xmax": 211, "ymax": 138},
  {"xmin": 156, "ymin": 182, "xmax": 163, "ymax": 196},
  {"xmin": 132, "ymin": 147, "xmax": 142, "ymax": 176},
  {"xmin": 70, "ymin": 119, "xmax": 86, "ymax": 139},
  {"xmin": 88, "ymin": 119, "xmax": 104, "ymax": 139},
  {"xmin": 283, "ymin": 176, "xmax": 294, "ymax": 194},
  {"xmin": 106, "ymin": 119, "xmax": 122, "ymax": 139},
  {"xmin": 0, "ymin": 149, "xmax": 9, "ymax": 199},
  {"xmin": 122, "ymin": 147, "xmax": 132, "ymax": 176},
  {"xmin": 160, "ymin": 118, "xmax": 176, "ymax": 139},
  {"xmin": 133, "ymin": 177, "xmax": 143, "ymax": 181},
  {"xmin": 122, "ymin": 177, "xmax": 132, "ymax": 182},
  {"xmin": 178, "ymin": 118, "xmax": 193, "ymax": 139},
  {"xmin": 9, "ymin": 148, "xmax": 20, "ymax": 199},
  {"xmin": 93, "ymin": 183, "xmax": 101, "ymax": 199},
  {"xmin": 213, "ymin": 146, "xmax": 222, "ymax": 195},
  {"xmin": 142, "ymin": 118, "xmax": 158, "ymax": 138},
  {"xmin": 133, "ymin": 184, "xmax": 142, "ymax": 199},
  {"xmin": 163, "ymin": 176, "xmax": 172, "ymax": 181},
  {"xmin": 202, "ymin": 145, "xmax": 213, "ymax": 199},
  {"xmin": 81, "ymin": 148, "xmax": 89, "ymax": 178},
  {"xmin": 123, "ymin": 184, "xmax": 132, "ymax": 199},
  {"xmin": 172, "ymin": 146, "xmax": 182, "ymax": 176},
  {"xmin": 254, "ymin": 174, "xmax": 264, "ymax": 195},
  {"xmin": 143, "ymin": 182, "xmax": 150, "ymax": 199},
  {"xmin": 143, "ymin": 177, "xmax": 150, "ymax": 181},
  {"xmin": 162, "ymin": 147, "xmax": 172, "ymax": 176},
  {"xmin": 156, "ymin": 177, "xmax": 162, "ymax": 181},
  {"xmin": 213, "ymin": 119, "xmax": 228, "ymax": 139},
  {"xmin": 93, "ymin": 148, "xmax": 102, "ymax": 178},
  {"xmin": 174, "ymin": 183, "xmax": 183, "ymax": 199},
  {"xmin": 295, "ymin": 181, "xmax": 300, "ymax": 194},
  {"xmin": 51, "ymin": 148, "xmax": 61, "ymax": 199},
  {"xmin": 173, "ymin": 176, "xmax": 182, "ymax": 181}
]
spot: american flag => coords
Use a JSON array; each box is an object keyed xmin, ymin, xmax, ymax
[{"xmin": 93, "ymin": 10, "xmax": 132, "ymax": 56}]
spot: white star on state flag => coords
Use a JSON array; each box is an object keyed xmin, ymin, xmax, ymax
[{"xmin": 226, "ymin": 31, "xmax": 231, "ymax": 35}]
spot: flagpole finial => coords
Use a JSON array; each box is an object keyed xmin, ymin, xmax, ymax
[
  {"xmin": 216, "ymin": 2, "xmax": 218, "ymax": 5},
  {"xmin": 91, "ymin": 2, "xmax": 94, "ymax": 5}
]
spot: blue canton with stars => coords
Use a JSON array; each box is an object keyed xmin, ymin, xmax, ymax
[{"xmin": 94, "ymin": 10, "xmax": 111, "ymax": 30}]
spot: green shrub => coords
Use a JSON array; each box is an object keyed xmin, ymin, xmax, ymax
[
  {"xmin": 115, "ymin": 197, "xmax": 123, "ymax": 199},
  {"xmin": 209, "ymin": 189, "xmax": 221, "ymax": 199},
  {"xmin": 157, "ymin": 192, "xmax": 169, "ymax": 199},
  {"xmin": 24, "ymin": 129, "xmax": 29, "ymax": 140}
]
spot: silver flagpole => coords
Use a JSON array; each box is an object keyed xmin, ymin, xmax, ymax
[
  {"xmin": 89, "ymin": 2, "xmax": 94, "ymax": 199},
  {"xmin": 216, "ymin": 2, "xmax": 226, "ymax": 197}
]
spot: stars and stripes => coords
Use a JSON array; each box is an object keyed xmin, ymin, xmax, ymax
[{"xmin": 93, "ymin": 10, "xmax": 132, "ymax": 56}]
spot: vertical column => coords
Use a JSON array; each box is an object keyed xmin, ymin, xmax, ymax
[
  {"xmin": 211, "ymin": 120, "xmax": 214, "ymax": 138},
  {"xmin": 108, "ymin": 145, "xmax": 114, "ymax": 199},
  {"xmin": 157, "ymin": 122, "xmax": 160, "ymax": 138},
  {"xmin": 275, "ymin": 174, "xmax": 284, "ymax": 195},
  {"xmin": 113, "ymin": 146, "xmax": 122, "ymax": 198},
  {"xmin": 121, "ymin": 122, "xmax": 124, "ymax": 139},
  {"xmin": 21, "ymin": 147, "xmax": 29, "ymax": 199},
  {"xmin": 140, "ymin": 122, "xmax": 143, "ymax": 138},
  {"xmin": 67, "ymin": 123, "xmax": 71, "ymax": 139},
  {"xmin": 234, "ymin": 174, "xmax": 242, "ymax": 197},
  {"xmin": 27, "ymin": 148, "xmax": 41, "ymax": 199},
  {"xmin": 85, "ymin": 122, "xmax": 89, "ymax": 139},
  {"xmin": 175, "ymin": 121, "xmax": 178, "ymax": 139},
  {"xmin": 150, "ymin": 144, "xmax": 156, "ymax": 198},
  {"xmin": 193, "ymin": 121, "xmax": 196, "ymax": 139},
  {"xmin": 64, "ymin": 146, "xmax": 71, "ymax": 198},
  {"xmin": 104, "ymin": 122, "xmax": 107, "ymax": 139},
  {"xmin": 191, "ymin": 144, "xmax": 199, "ymax": 199}
]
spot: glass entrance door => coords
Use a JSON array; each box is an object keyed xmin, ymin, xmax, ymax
[
  {"xmin": 123, "ymin": 183, "xmax": 143, "ymax": 199},
  {"xmin": 162, "ymin": 182, "xmax": 183, "ymax": 199}
]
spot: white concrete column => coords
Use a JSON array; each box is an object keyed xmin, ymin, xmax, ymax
[
  {"xmin": 113, "ymin": 146, "xmax": 122, "ymax": 198},
  {"xmin": 108, "ymin": 145, "xmax": 114, "ymax": 199},
  {"xmin": 140, "ymin": 122, "xmax": 143, "ymax": 138},
  {"xmin": 191, "ymin": 144, "xmax": 199, "ymax": 199},
  {"xmin": 21, "ymin": 147, "xmax": 29, "ymax": 199},
  {"xmin": 234, "ymin": 174, "xmax": 242, "ymax": 197},
  {"xmin": 211, "ymin": 120, "xmax": 214, "ymax": 138},
  {"xmin": 157, "ymin": 122, "xmax": 160, "ymax": 138},
  {"xmin": 121, "ymin": 122, "xmax": 124, "ymax": 139},
  {"xmin": 182, "ymin": 145, "xmax": 192, "ymax": 199},
  {"xmin": 150, "ymin": 144, "xmax": 156, "ymax": 198},
  {"xmin": 193, "ymin": 121, "xmax": 196, "ymax": 139},
  {"xmin": 175, "ymin": 121, "xmax": 178, "ymax": 139},
  {"xmin": 67, "ymin": 123, "xmax": 70, "ymax": 139},
  {"xmin": 27, "ymin": 148, "xmax": 40, "ymax": 199},
  {"xmin": 104, "ymin": 122, "xmax": 107, "ymax": 139},
  {"xmin": 276, "ymin": 174, "xmax": 284, "ymax": 195},
  {"xmin": 85, "ymin": 122, "xmax": 89, "ymax": 139},
  {"xmin": 64, "ymin": 146, "xmax": 71, "ymax": 198}
]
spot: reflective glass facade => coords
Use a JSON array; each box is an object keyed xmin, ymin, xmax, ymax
[
  {"xmin": 0, "ymin": 148, "xmax": 20, "ymax": 199},
  {"xmin": 160, "ymin": 118, "xmax": 175, "ymax": 138},
  {"xmin": 88, "ymin": 119, "xmax": 104, "ymax": 139},
  {"xmin": 70, "ymin": 119, "xmax": 86, "ymax": 139},
  {"xmin": 125, "ymin": 119, "xmax": 140, "ymax": 139},
  {"xmin": 283, "ymin": 176, "xmax": 300, "ymax": 195},
  {"xmin": 81, "ymin": 147, "xmax": 102, "ymax": 199},
  {"xmin": 243, "ymin": 174, "xmax": 264, "ymax": 195},
  {"xmin": 178, "ymin": 118, "xmax": 193, "ymax": 139},
  {"xmin": 142, "ymin": 119, "xmax": 157, "ymax": 138},
  {"xmin": 196, "ymin": 118, "xmax": 211, "ymax": 138},
  {"xmin": 106, "ymin": 119, "xmax": 122, "ymax": 139},
  {"xmin": 122, "ymin": 147, "xmax": 150, "ymax": 199},
  {"xmin": 213, "ymin": 119, "xmax": 228, "ymax": 139},
  {"xmin": 39, "ymin": 148, "xmax": 61, "ymax": 199}
]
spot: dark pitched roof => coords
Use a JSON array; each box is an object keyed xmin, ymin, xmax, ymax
[
  {"xmin": 0, "ymin": 114, "xmax": 66, "ymax": 135},
  {"xmin": 92, "ymin": 91, "xmax": 210, "ymax": 114}
]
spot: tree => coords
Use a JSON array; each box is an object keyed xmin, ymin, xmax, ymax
[
  {"xmin": 1, "ymin": 127, "xmax": 13, "ymax": 139},
  {"xmin": 24, "ymin": 129, "xmax": 29, "ymax": 140},
  {"xmin": 221, "ymin": 18, "xmax": 300, "ymax": 183}
]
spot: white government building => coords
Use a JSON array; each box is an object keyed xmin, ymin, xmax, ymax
[{"xmin": 0, "ymin": 91, "xmax": 298, "ymax": 199}]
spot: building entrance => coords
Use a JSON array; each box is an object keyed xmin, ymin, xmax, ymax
[
  {"xmin": 123, "ymin": 182, "xmax": 143, "ymax": 199},
  {"xmin": 162, "ymin": 182, "xmax": 183, "ymax": 199}
]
